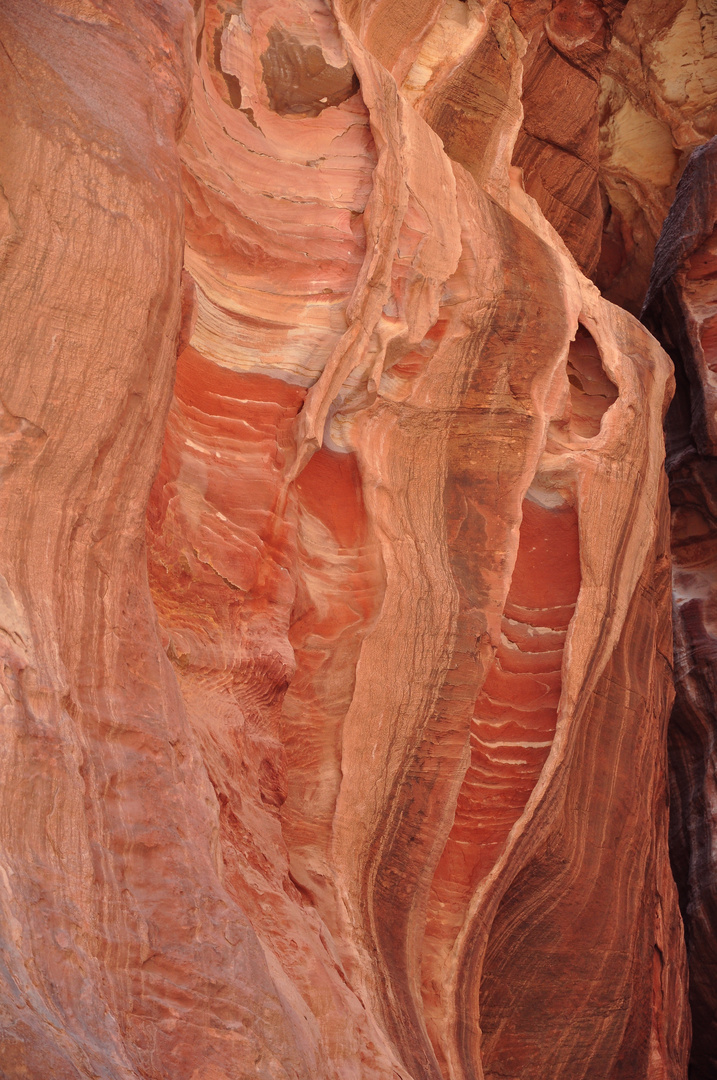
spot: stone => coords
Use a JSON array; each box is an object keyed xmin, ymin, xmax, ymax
[
  {"xmin": 0, "ymin": 1, "xmax": 711, "ymax": 1078},
  {"xmin": 643, "ymin": 136, "xmax": 717, "ymax": 1080}
]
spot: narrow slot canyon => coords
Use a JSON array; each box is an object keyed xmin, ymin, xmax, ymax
[
  {"xmin": 644, "ymin": 141, "xmax": 717, "ymax": 1080},
  {"xmin": 1, "ymin": 3, "xmax": 716, "ymax": 1080}
]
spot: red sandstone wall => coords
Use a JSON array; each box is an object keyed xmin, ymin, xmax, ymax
[{"xmin": 0, "ymin": 2, "xmax": 715, "ymax": 1078}]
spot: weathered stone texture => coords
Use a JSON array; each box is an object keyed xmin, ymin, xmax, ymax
[
  {"xmin": 1, "ymin": 1, "xmax": 714, "ymax": 1078},
  {"xmin": 643, "ymin": 136, "xmax": 717, "ymax": 1080}
]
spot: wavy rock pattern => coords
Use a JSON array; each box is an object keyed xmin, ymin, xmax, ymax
[
  {"xmin": 0, "ymin": 1, "xmax": 712, "ymax": 1078},
  {"xmin": 643, "ymin": 136, "xmax": 717, "ymax": 1080},
  {"xmin": 597, "ymin": 0, "xmax": 717, "ymax": 314}
]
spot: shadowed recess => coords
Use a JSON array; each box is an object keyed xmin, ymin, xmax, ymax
[
  {"xmin": 261, "ymin": 25, "xmax": 360, "ymax": 117},
  {"xmin": 566, "ymin": 325, "xmax": 618, "ymax": 439}
]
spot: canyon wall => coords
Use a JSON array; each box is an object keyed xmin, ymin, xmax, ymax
[
  {"xmin": 0, "ymin": 1, "xmax": 715, "ymax": 1078},
  {"xmin": 643, "ymin": 136, "xmax": 717, "ymax": 1080}
]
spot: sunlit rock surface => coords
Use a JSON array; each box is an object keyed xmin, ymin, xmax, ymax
[
  {"xmin": 643, "ymin": 136, "xmax": 717, "ymax": 1080},
  {"xmin": 596, "ymin": 0, "xmax": 717, "ymax": 315},
  {"xmin": 1, "ymin": 1, "xmax": 714, "ymax": 1078}
]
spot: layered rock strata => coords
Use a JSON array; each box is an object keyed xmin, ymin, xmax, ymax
[
  {"xmin": 595, "ymin": 0, "xmax": 717, "ymax": 314},
  {"xmin": 643, "ymin": 136, "xmax": 717, "ymax": 1080},
  {"xmin": 0, "ymin": 1, "xmax": 709, "ymax": 1078}
]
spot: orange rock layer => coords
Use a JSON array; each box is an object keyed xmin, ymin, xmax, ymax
[{"xmin": 1, "ymin": 1, "xmax": 714, "ymax": 1078}]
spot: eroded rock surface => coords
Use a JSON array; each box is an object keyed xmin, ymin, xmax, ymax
[
  {"xmin": 643, "ymin": 136, "xmax": 717, "ymax": 1080},
  {"xmin": 597, "ymin": 0, "xmax": 717, "ymax": 314},
  {"xmin": 0, "ymin": 1, "xmax": 712, "ymax": 1078}
]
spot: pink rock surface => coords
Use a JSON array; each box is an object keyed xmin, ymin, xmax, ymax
[{"xmin": 0, "ymin": 1, "xmax": 712, "ymax": 1078}]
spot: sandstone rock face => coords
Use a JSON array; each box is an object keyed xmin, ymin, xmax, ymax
[
  {"xmin": 0, "ymin": 1, "xmax": 712, "ymax": 1078},
  {"xmin": 596, "ymin": 0, "xmax": 717, "ymax": 314},
  {"xmin": 643, "ymin": 137, "xmax": 717, "ymax": 1080}
]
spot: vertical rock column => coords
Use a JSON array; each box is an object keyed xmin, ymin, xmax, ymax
[
  {"xmin": 643, "ymin": 136, "xmax": 717, "ymax": 1080},
  {"xmin": 0, "ymin": 0, "xmax": 699, "ymax": 1077},
  {"xmin": 0, "ymin": 3, "xmax": 313, "ymax": 1077}
]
